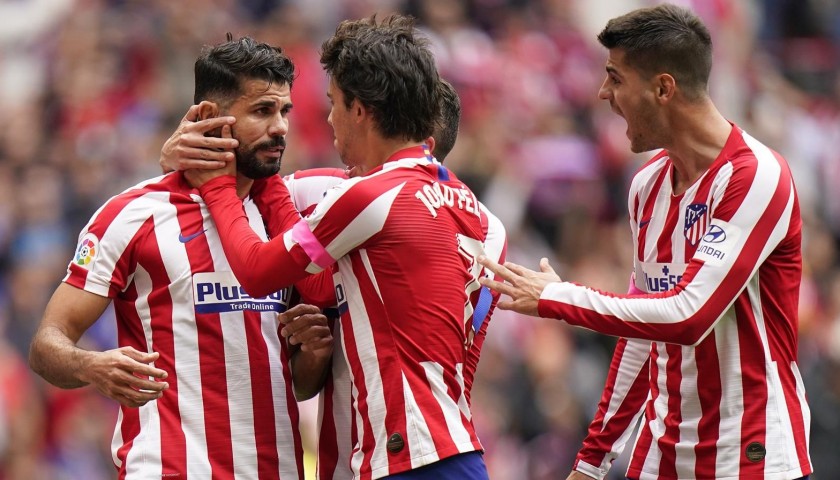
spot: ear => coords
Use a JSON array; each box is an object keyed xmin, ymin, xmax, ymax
[
  {"xmin": 197, "ymin": 100, "xmax": 220, "ymax": 120},
  {"xmin": 656, "ymin": 74, "xmax": 676, "ymax": 103},
  {"xmin": 351, "ymin": 98, "xmax": 368, "ymax": 125},
  {"xmin": 426, "ymin": 136, "xmax": 436, "ymax": 154}
]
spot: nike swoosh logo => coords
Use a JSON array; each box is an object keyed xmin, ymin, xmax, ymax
[
  {"xmin": 178, "ymin": 229, "xmax": 207, "ymax": 243},
  {"xmin": 639, "ymin": 219, "xmax": 651, "ymax": 228}
]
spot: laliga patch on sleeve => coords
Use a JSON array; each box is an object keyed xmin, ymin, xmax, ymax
[
  {"xmin": 73, "ymin": 233, "xmax": 99, "ymax": 269},
  {"xmin": 694, "ymin": 220, "xmax": 741, "ymax": 267}
]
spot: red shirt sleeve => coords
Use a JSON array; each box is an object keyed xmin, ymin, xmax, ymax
[
  {"xmin": 251, "ymin": 174, "xmax": 302, "ymax": 238},
  {"xmin": 199, "ymin": 175, "xmax": 310, "ymax": 298}
]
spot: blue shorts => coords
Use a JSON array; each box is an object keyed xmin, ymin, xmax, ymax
[{"xmin": 385, "ymin": 451, "xmax": 488, "ymax": 480}]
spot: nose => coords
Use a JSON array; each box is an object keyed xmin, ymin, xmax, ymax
[
  {"xmin": 268, "ymin": 113, "xmax": 289, "ymax": 137},
  {"xmin": 598, "ymin": 77, "xmax": 611, "ymax": 100}
]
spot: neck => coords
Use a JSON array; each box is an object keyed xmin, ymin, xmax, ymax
[
  {"xmin": 236, "ymin": 174, "xmax": 254, "ymax": 199},
  {"xmin": 666, "ymin": 100, "xmax": 732, "ymax": 195},
  {"xmin": 355, "ymin": 137, "xmax": 425, "ymax": 176}
]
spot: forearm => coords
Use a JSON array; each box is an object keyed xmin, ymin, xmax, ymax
[
  {"xmin": 200, "ymin": 176, "xmax": 311, "ymax": 297},
  {"xmin": 290, "ymin": 349, "xmax": 332, "ymax": 400},
  {"xmin": 252, "ymin": 175, "xmax": 301, "ymax": 237},
  {"xmin": 29, "ymin": 325, "xmax": 96, "ymax": 389},
  {"xmin": 539, "ymin": 281, "xmax": 719, "ymax": 345}
]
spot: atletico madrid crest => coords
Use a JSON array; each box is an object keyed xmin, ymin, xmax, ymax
[{"xmin": 684, "ymin": 203, "xmax": 709, "ymax": 246}]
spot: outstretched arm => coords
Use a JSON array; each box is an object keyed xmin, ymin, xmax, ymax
[
  {"xmin": 477, "ymin": 256, "xmax": 561, "ymax": 316},
  {"xmin": 29, "ymin": 283, "xmax": 169, "ymax": 407}
]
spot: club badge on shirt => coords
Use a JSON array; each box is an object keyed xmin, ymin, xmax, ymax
[{"xmin": 684, "ymin": 203, "xmax": 709, "ymax": 246}]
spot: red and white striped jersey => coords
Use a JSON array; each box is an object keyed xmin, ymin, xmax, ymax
[
  {"xmin": 199, "ymin": 145, "xmax": 506, "ymax": 479},
  {"xmin": 281, "ymin": 168, "xmax": 357, "ymax": 480},
  {"xmin": 64, "ymin": 173, "xmax": 304, "ymax": 480},
  {"xmin": 550, "ymin": 125, "xmax": 812, "ymax": 480}
]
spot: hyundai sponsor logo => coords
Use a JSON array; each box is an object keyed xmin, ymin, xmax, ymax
[{"xmin": 702, "ymin": 225, "xmax": 726, "ymax": 243}]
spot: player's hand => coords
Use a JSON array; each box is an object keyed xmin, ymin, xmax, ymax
[
  {"xmin": 566, "ymin": 472, "xmax": 596, "ymax": 480},
  {"xmin": 478, "ymin": 256, "xmax": 561, "ymax": 316},
  {"xmin": 183, "ymin": 119, "xmax": 237, "ymax": 188},
  {"xmin": 78, "ymin": 347, "xmax": 169, "ymax": 408},
  {"xmin": 279, "ymin": 304, "xmax": 333, "ymax": 358},
  {"xmin": 160, "ymin": 102, "xmax": 238, "ymax": 173}
]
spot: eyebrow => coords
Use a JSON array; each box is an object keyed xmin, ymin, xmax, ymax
[{"xmin": 253, "ymin": 99, "xmax": 293, "ymax": 110}]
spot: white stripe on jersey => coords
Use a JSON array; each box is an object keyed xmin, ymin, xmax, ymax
[
  {"xmin": 403, "ymin": 372, "xmax": 439, "ymax": 469},
  {"xmin": 420, "ymin": 361, "xmax": 473, "ymax": 450},
  {"xmin": 713, "ymin": 308, "xmax": 743, "ymax": 476},
  {"xmin": 220, "ymin": 311, "xmax": 258, "ymax": 479},
  {"xmin": 676, "ymin": 348, "xmax": 699, "ymax": 479},
  {"xmin": 325, "ymin": 184, "xmax": 404, "ymax": 264},
  {"xmin": 124, "ymin": 263, "xmax": 166, "ymax": 479},
  {"xmin": 337, "ymin": 254, "xmax": 389, "ymax": 475},
  {"xmin": 454, "ymin": 363, "xmax": 470, "ymax": 422}
]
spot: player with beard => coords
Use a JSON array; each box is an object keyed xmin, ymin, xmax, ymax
[
  {"xmin": 161, "ymin": 77, "xmax": 507, "ymax": 479},
  {"xmin": 28, "ymin": 35, "xmax": 331, "ymax": 479}
]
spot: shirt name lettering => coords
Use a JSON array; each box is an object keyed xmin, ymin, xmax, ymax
[{"xmin": 415, "ymin": 182, "xmax": 481, "ymax": 218}]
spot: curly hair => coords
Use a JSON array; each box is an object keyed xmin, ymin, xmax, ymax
[{"xmin": 320, "ymin": 14, "xmax": 440, "ymax": 141}]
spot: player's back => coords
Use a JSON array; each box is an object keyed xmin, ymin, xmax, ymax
[{"xmin": 310, "ymin": 152, "xmax": 488, "ymax": 478}]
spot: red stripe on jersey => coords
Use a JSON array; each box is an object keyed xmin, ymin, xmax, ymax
[
  {"xmin": 350, "ymin": 252, "xmax": 414, "ymax": 470},
  {"xmin": 779, "ymin": 364, "xmax": 810, "ymax": 472},
  {"xmin": 244, "ymin": 310, "xmax": 281, "ymax": 480},
  {"xmin": 114, "ymin": 278, "xmax": 143, "ymax": 477},
  {"xmin": 693, "ymin": 331, "xmax": 721, "ymax": 479},
  {"xmin": 657, "ymin": 344, "xmax": 683, "ymax": 478},
  {"xmin": 193, "ymin": 310, "xmax": 234, "ymax": 470},
  {"xmin": 281, "ymin": 340, "xmax": 305, "ymax": 479},
  {"xmin": 173, "ymin": 197, "xmax": 237, "ymax": 476},
  {"xmin": 637, "ymin": 166, "xmax": 668, "ymax": 261},
  {"xmin": 576, "ymin": 338, "xmax": 649, "ymax": 467},
  {"xmin": 318, "ymin": 374, "xmax": 340, "ymax": 478},
  {"xmin": 628, "ymin": 344, "xmax": 660, "ymax": 476},
  {"xmin": 656, "ymin": 195, "xmax": 681, "ymax": 263},
  {"xmin": 339, "ymin": 316, "xmax": 377, "ymax": 478},
  {"xmin": 143, "ymin": 219, "xmax": 189, "ymax": 476},
  {"xmin": 734, "ymin": 296, "xmax": 767, "ymax": 477}
]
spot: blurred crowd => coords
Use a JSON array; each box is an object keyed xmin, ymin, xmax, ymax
[{"xmin": 1, "ymin": 0, "xmax": 839, "ymax": 478}]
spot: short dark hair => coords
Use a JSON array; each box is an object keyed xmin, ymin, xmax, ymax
[
  {"xmin": 597, "ymin": 3, "xmax": 712, "ymax": 100},
  {"xmin": 320, "ymin": 14, "xmax": 440, "ymax": 141},
  {"xmin": 432, "ymin": 79, "xmax": 460, "ymax": 162},
  {"xmin": 194, "ymin": 33, "xmax": 296, "ymax": 107}
]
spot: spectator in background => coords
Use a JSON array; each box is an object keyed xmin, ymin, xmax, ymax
[{"xmin": 479, "ymin": 4, "xmax": 813, "ymax": 480}]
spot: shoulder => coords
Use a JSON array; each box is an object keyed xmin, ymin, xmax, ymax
[{"xmin": 83, "ymin": 174, "xmax": 189, "ymax": 235}]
